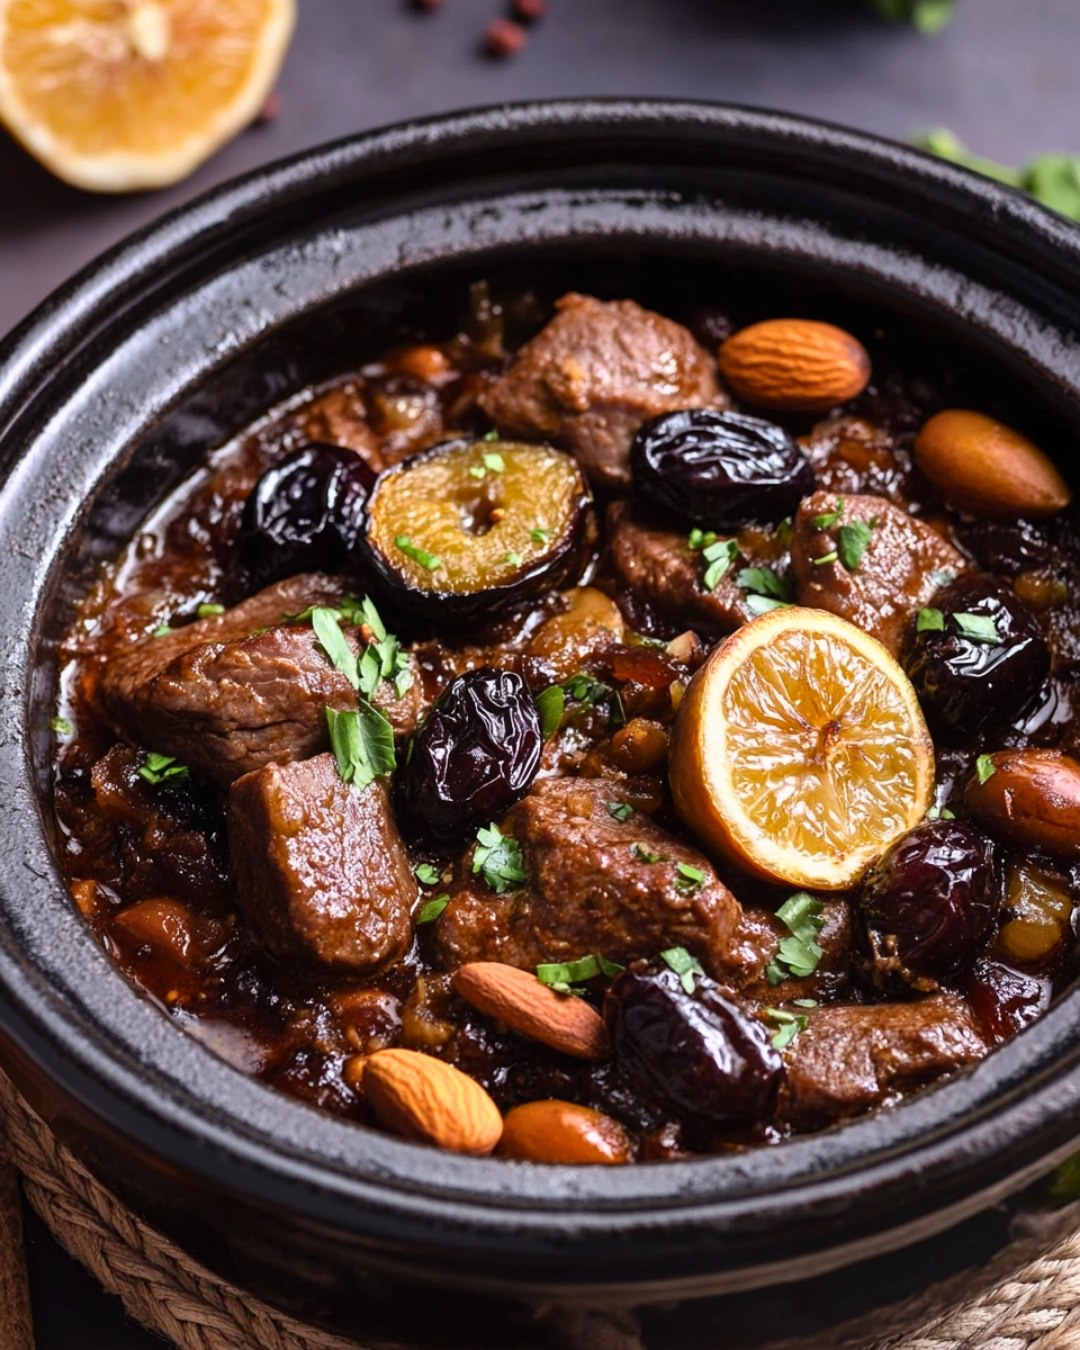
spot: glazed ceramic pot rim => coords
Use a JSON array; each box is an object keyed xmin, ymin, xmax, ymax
[{"xmin": 2, "ymin": 100, "xmax": 1080, "ymax": 1286}]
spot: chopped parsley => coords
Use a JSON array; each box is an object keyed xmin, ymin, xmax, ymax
[
  {"xmin": 660, "ymin": 946, "xmax": 704, "ymax": 996},
  {"xmin": 917, "ymin": 607, "xmax": 945, "ymax": 633},
  {"xmin": 688, "ymin": 528, "xmax": 717, "ymax": 551},
  {"xmin": 917, "ymin": 130, "xmax": 1080, "ymax": 222},
  {"xmin": 927, "ymin": 804, "xmax": 956, "ymax": 820},
  {"xmin": 536, "ymin": 953, "xmax": 624, "ymax": 995},
  {"xmin": 535, "ymin": 684, "xmax": 565, "ymax": 739},
  {"xmin": 325, "ymin": 702, "xmax": 396, "ymax": 790},
  {"xmin": 632, "ymin": 843, "xmax": 661, "ymax": 864},
  {"xmin": 482, "ymin": 428, "xmax": 501, "ymax": 443},
  {"xmin": 689, "ymin": 529, "xmax": 739, "ymax": 593},
  {"xmin": 813, "ymin": 550, "xmax": 839, "ymax": 567},
  {"xmin": 151, "ymin": 623, "xmax": 172, "ymax": 638},
  {"xmin": 138, "ymin": 752, "xmax": 189, "ymax": 786},
  {"xmin": 976, "ymin": 754, "xmax": 997, "ymax": 785},
  {"xmin": 836, "ymin": 518, "xmax": 876, "ymax": 572},
  {"xmin": 394, "ymin": 535, "xmax": 442, "ymax": 572},
  {"xmin": 765, "ymin": 892, "xmax": 825, "ymax": 985},
  {"xmin": 504, "ymin": 550, "xmax": 523, "ymax": 568},
  {"xmin": 766, "ymin": 1007, "xmax": 810, "ymax": 1051},
  {"xmin": 414, "ymin": 863, "xmax": 441, "ymax": 887},
  {"xmin": 483, "ymin": 451, "xmax": 506, "ymax": 474},
  {"xmin": 49, "ymin": 715, "xmax": 72, "ymax": 736},
  {"xmin": 812, "ymin": 499, "xmax": 845, "ymax": 530},
  {"xmin": 607, "ymin": 801, "xmax": 633, "ymax": 822},
  {"xmin": 417, "ymin": 894, "xmax": 450, "ymax": 925},
  {"xmin": 675, "ymin": 862, "xmax": 706, "ymax": 892},
  {"xmin": 557, "ymin": 672, "xmax": 624, "ymax": 726},
  {"xmin": 473, "ymin": 823, "xmax": 527, "ymax": 894},
  {"xmin": 953, "ymin": 612, "xmax": 1001, "ymax": 644},
  {"xmin": 311, "ymin": 596, "xmax": 412, "ymax": 701},
  {"xmin": 196, "ymin": 602, "xmax": 225, "ymax": 618},
  {"xmin": 737, "ymin": 566, "xmax": 794, "ymax": 615},
  {"xmin": 312, "ymin": 607, "xmax": 360, "ymax": 690},
  {"xmin": 870, "ymin": 0, "xmax": 954, "ymax": 34},
  {"xmin": 531, "ymin": 526, "xmax": 552, "ymax": 545}
]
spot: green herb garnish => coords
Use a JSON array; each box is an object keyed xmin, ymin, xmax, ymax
[
  {"xmin": 927, "ymin": 805, "xmax": 956, "ymax": 820},
  {"xmin": 325, "ymin": 702, "xmax": 396, "ymax": 789},
  {"xmin": 766, "ymin": 1007, "xmax": 810, "ymax": 1051},
  {"xmin": 395, "ymin": 535, "xmax": 442, "ymax": 572},
  {"xmin": 415, "ymin": 863, "xmax": 441, "ymax": 887},
  {"xmin": 675, "ymin": 862, "xmax": 706, "ymax": 892},
  {"xmin": 504, "ymin": 550, "xmax": 523, "ymax": 568},
  {"xmin": 765, "ymin": 892, "xmax": 825, "ymax": 985},
  {"xmin": 660, "ymin": 946, "xmax": 704, "ymax": 996},
  {"xmin": 483, "ymin": 451, "xmax": 506, "ymax": 474},
  {"xmin": 917, "ymin": 130, "xmax": 1080, "ymax": 222},
  {"xmin": 737, "ymin": 566, "xmax": 794, "ymax": 615},
  {"xmin": 50, "ymin": 716, "xmax": 72, "ymax": 736},
  {"xmin": 312, "ymin": 607, "xmax": 360, "ymax": 689},
  {"xmin": 702, "ymin": 538, "xmax": 739, "ymax": 593},
  {"xmin": 688, "ymin": 528, "xmax": 717, "ymax": 551},
  {"xmin": 953, "ymin": 612, "xmax": 1001, "ymax": 644},
  {"xmin": 917, "ymin": 607, "xmax": 945, "ymax": 633},
  {"xmin": 138, "ymin": 752, "xmax": 189, "ymax": 786},
  {"xmin": 196, "ymin": 602, "xmax": 225, "ymax": 618},
  {"xmin": 632, "ymin": 843, "xmax": 661, "ymax": 864},
  {"xmin": 976, "ymin": 754, "xmax": 997, "ymax": 785},
  {"xmin": 813, "ymin": 551, "xmax": 839, "ymax": 567},
  {"xmin": 870, "ymin": 0, "xmax": 954, "ymax": 33},
  {"xmin": 151, "ymin": 623, "xmax": 172, "ymax": 638},
  {"xmin": 536, "ymin": 953, "xmax": 624, "ymax": 995},
  {"xmin": 536, "ymin": 685, "xmax": 565, "ymax": 739},
  {"xmin": 530, "ymin": 527, "xmax": 551, "ymax": 545},
  {"xmin": 812, "ymin": 499, "xmax": 844, "ymax": 530},
  {"xmin": 607, "ymin": 801, "xmax": 633, "ymax": 822},
  {"xmin": 473, "ymin": 823, "xmax": 527, "ymax": 894},
  {"xmin": 836, "ymin": 518, "xmax": 876, "ymax": 572},
  {"xmin": 417, "ymin": 895, "xmax": 450, "ymax": 925}
]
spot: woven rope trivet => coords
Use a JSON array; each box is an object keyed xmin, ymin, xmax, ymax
[{"xmin": 2, "ymin": 1072, "xmax": 1079, "ymax": 1350}]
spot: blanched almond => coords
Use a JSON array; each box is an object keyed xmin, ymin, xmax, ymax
[
  {"xmin": 965, "ymin": 749, "xmax": 1080, "ymax": 859},
  {"xmin": 718, "ymin": 319, "xmax": 871, "ymax": 413},
  {"xmin": 497, "ymin": 1100, "xmax": 631, "ymax": 1164},
  {"xmin": 915, "ymin": 410, "xmax": 1071, "ymax": 518},
  {"xmin": 364, "ymin": 1048, "xmax": 503, "ymax": 1154},
  {"xmin": 452, "ymin": 962, "xmax": 608, "ymax": 1060}
]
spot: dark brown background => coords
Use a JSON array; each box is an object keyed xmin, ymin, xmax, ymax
[{"xmin": 6, "ymin": 0, "xmax": 1079, "ymax": 1343}]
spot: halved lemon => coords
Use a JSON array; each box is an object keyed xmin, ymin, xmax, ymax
[
  {"xmin": 0, "ymin": 0, "xmax": 295, "ymax": 192},
  {"xmin": 670, "ymin": 606, "xmax": 934, "ymax": 891}
]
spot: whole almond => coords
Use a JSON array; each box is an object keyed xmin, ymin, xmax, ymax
[
  {"xmin": 452, "ymin": 962, "xmax": 608, "ymax": 1060},
  {"xmin": 364, "ymin": 1048, "xmax": 503, "ymax": 1154},
  {"xmin": 915, "ymin": 410, "xmax": 1071, "ymax": 518},
  {"xmin": 497, "ymin": 1099, "xmax": 631, "ymax": 1164},
  {"xmin": 718, "ymin": 319, "xmax": 871, "ymax": 413},
  {"xmin": 965, "ymin": 749, "xmax": 1080, "ymax": 859}
]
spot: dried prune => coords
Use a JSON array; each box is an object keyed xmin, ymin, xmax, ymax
[
  {"xmin": 964, "ymin": 958, "xmax": 1050, "ymax": 1045},
  {"xmin": 399, "ymin": 668, "xmax": 541, "ymax": 843},
  {"xmin": 361, "ymin": 438, "xmax": 593, "ymax": 624},
  {"xmin": 630, "ymin": 409, "xmax": 815, "ymax": 527},
  {"xmin": 604, "ymin": 964, "xmax": 783, "ymax": 1126},
  {"xmin": 859, "ymin": 819, "xmax": 1002, "ymax": 992},
  {"xmin": 904, "ymin": 573, "xmax": 1050, "ymax": 739},
  {"xmin": 239, "ymin": 443, "xmax": 376, "ymax": 589}
]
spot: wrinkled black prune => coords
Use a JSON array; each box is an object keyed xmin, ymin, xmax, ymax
[
  {"xmin": 399, "ymin": 668, "xmax": 541, "ymax": 843},
  {"xmin": 239, "ymin": 443, "xmax": 376, "ymax": 589},
  {"xmin": 630, "ymin": 408, "xmax": 815, "ymax": 528},
  {"xmin": 859, "ymin": 819, "xmax": 1002, "ymax": 992},
  {"xmin": 604, "ymin": 964, "xmax": 783, "ymax": 1125},
  {"xmin": 904, "ymin": 573, "xmax": 1050, "ymax": 738}
]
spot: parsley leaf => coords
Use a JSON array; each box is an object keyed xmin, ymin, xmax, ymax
[
  {"xmin": 675, "ymin": 862, "xmax": 706, "ymax": 892},
  {"xmin": 312, "ymin": 607, "xmax": 360, "ymax": 689},
  {"xmin": 702, "ymin": 538, "xmax": 740, "ymax": 592},
  {"xmin": 688, "ymin": 528, "xmax": 716, "ymax": 551},
  {"xmin": 632, "ymin": 843, "xmax": 661, "ymax": 864},
  {"xmin": 813, "ymin": 550, "xmax": 839, "ymax": 567},
  {"xmin": 766, "ymin": 1007, "xmax": 810, "ymax": 1051},
  {"xmin": 151, "ymin": 623, "xmax": 172, "ymax": 638},
  {"xmin": 196, "ymin": 602, "xmax": 225, "ymax": 618},
  {"xmin": 473, "ymin": 823, "xmax": 527, "ymax": 894},
  {"xmin": 765, "ymin": 892, "xmax": 825, "ymax": 985},
  {"xmin": 607, "ymin": 801, "xmax": 633, "ymax": 822},
  {"xmin": 535, "ymin": 684, "xmax": 565, "ymax": 739},
  {"xmin": 870, "ymin": 0, "xmax": 954, "ymax": 33},
  {"xmin": 530, "ymin": 527, "xmax": 551, "ymax": 545},
  {"xmin": 536, "ymin": 953, "xmax": 624, "ymax": 995},
  {"xmin": 505, "ymin": 550, "xmax": 523, "ymax": 567},
  {"xmin": 737, "ymin": 566, "xmax": 794, "ymax": 615},
  {"xmin": 138, "ymin": 752, "xmax": 189, "ymax": 786},
  {"xmin": 325, "ymin": 702, "xmax": 396, "ymax": 790},
  {"xmin": 415, "ymin": 863, "xmax": 441, "ymax": 887},
  {"xmin": 395, "ymin": 535, "xmax": 442, "ymax": 572},
  {"xmin": 976, "ymin": 754, "xmax": 997, "ymax": 785},
  {"xmin": 660, "ymin": 946, "xmax": 704, "ymax": 996},
  {"xmin": 558, "ymin": 672, "xmax": 624, "ymax": 726},
  {"xmin": 812, "ymin": 498, "xmax": 845, "ymax": 530},
  {"xmin": 417, "ymin": 895, "xmax": 450, "ymax": 925},
  {"xmin": 916, "ymin": 130, "xmax": 1080, "ymax": 223},
  {"xmin": 953, "ymin": 612, "xmax": 1001, "ymax": 644},
  {"xmin": 483, "ymin": 451, "xmax": 506, "ymax": 474},
  {"xmin": 917, "ymin": 607, "xmax": 945, "ymax": 633},
  {"xmin": 927, "ymin": 804, "xmax": 956, "ymax": 820},
  {"xmin": 50, "ymin": 715, "xmax": 72, "ymax": 736},
  {"xmin": 836, "ymin": 519, "xmax": 875, "ymax": 572}
]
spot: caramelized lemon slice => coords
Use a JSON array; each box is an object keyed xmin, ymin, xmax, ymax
[
  {"xmin": 0, "ymin": 0, "xmax": 295, "ymax": 192},
  {"xmin": 670, "ymin": 606, "xmax": 934, "ymax": 890}
]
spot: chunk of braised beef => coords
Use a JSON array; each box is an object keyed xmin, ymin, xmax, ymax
[
  {"xmin": 398, "ymin": 668, "xmax": 541, "ymax": 845},
  {"xmin": 604, "ymin": 964, "xmax": 784, "ymax": 1128}
]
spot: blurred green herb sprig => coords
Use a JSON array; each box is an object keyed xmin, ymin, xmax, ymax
[
  {"xmin": 868, "ymin": 0, "xmax": 955, "ymax": 33},
  {"xmin": 917, "ymin": 129, "xmax": 1080, "ymax": 222}
]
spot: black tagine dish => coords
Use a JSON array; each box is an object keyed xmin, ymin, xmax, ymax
[{"xmin": 1, "ymin": 101, "xmax": 1080, "ymax": 1349}]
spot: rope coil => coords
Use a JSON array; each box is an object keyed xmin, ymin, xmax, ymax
[{"xmin": 2, "ymin": 1072, "xmax": 1078, "ymax": 1350}]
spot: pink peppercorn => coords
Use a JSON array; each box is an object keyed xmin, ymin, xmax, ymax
[{"xmin": 485, "ymin": 19, "xmax": 527, "ymax": 57}]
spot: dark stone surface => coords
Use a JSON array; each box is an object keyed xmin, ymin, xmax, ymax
[{"xmin": 5, "ymin": 0, "xmax": 1077, "ymax": 1344}]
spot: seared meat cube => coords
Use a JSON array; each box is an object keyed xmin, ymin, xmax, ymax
[
  {"xmin": 791, "ymin": 491, "xmax": 965, "ymax": 653},
  {"xmin": 228, "ymin": 755, "xmax": 414, "ymax": 972},
  {"xmin": 434, "ymin": 776, "xmax": 740, "ymax": 975},
  {"xmin": 608, "ymin": 503, "xmax": 756, "ymax": 638},
  {"xmin": 100, "ymin": 574, "xmax": 421, "ymax": 785},
  {"xmin": 295, "ymin": 381, "xmax": 384, "ymax": 468},
  {"xmin": 728, "ymin": 900, "xmax": 854, "ymax": 1002},
  {"xmin": 781, "ymin": 994, "xmax": 986, "ymax": 1128},
  {"xmin": 478, "ymin": 293, "xmax": 723, "ymax": 489}
]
